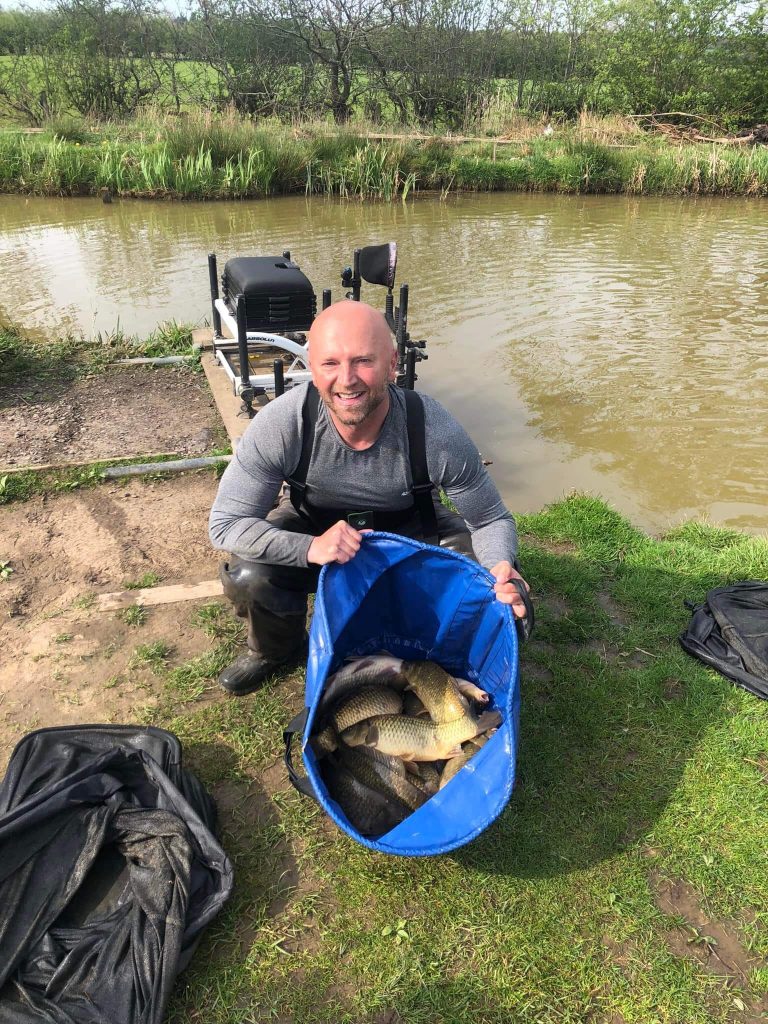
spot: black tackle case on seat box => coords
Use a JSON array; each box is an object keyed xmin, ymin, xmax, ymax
[{"xmin": 222, "ymin": 256, "xmax": 316, "ymax": 333}]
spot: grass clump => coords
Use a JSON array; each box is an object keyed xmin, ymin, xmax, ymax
[
  {"xmin": 0, "ymin": 321, "xmax": 198, "ymax": 398},
  {"xmin": 123, "ymin": 571, "xmax": 163, "ymax": 590},
  {"xmin": 0, "ymin": 322, "xmax": 83, "ymax": 389},
  {"xmin": 129, "ymin": 640, "xmax": 173, "ymax": 672},
  {"xmin": 119, "ymin": 604, "xmax": 147, "ymax": 627},
  {"xmin": 0, "ymin": 464, "xmax": 105, "ymax": 505}
]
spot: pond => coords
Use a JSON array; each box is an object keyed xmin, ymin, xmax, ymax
[{"xmin": 1, "ymin": 191, "xmax": 766, "ymax": 534}]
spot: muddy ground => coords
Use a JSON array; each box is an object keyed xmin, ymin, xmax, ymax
[
  {"xmin": 0, "ymin": 364, "xmax": 227, "ymax": 468},
  {"xmin": 0, "ymin": 473, "xmax": 224, "ymax": 770}
]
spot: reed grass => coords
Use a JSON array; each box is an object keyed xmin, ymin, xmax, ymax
[
  {"xmin": 0, "ymin": 320, "xmax": 197, "ymax": 391},
  {"xmin": 1, "ymin": 113, "xmax": 767, "ymax": 198}
]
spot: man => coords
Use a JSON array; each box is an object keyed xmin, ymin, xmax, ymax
[{"xmin": 209, "ymin": 300, "xmax": 529, "ymax": 695}]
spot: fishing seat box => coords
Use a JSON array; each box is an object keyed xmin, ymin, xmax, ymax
[{"xmin": 222, "ymin": 256, "xmax": 316, "ymax": 333}]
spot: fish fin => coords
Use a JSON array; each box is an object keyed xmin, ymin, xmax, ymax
[
  {"xmin": 363, "ymin": 723, "xmax": 379, "ymax": 747},
  {"xmin": 456, "ymin": 677, "xmax": 490, "ymax": 704},
  {"xmin": 444, "ymin": 746, "xmax": 464, "ymax": 759},
  {"xmin": 475, "ymin": 710, "xmax": 502, "ymax": 733},
  {"xmin": 402, "ymin": 759, "xmax": 419, "ymax": 775}
]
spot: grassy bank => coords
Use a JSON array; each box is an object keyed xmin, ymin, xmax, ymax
[
  {"xmin": 2, "ymin": 111, "xmax": 767, "ymax": 198},
  {"xmin": 0, "ymin": 319, "xmax": 198, "ymax": 387},
  {"xmin": 116, "ymin": 493, "xmax": 768, "ymax": 1023}
]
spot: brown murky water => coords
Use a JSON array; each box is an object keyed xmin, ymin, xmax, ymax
[{"xmin": 1, "ymin": 192, "xmax": 766, "ymax": 534}]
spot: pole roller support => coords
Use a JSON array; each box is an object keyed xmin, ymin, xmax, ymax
[{"xmin": 208, "ymin": 253, "xmax": 222, "ymax": 338}]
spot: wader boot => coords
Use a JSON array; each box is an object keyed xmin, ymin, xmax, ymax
[{"xmin": 218, "ymin": 556, "xmax": 316, "ymax": 695}]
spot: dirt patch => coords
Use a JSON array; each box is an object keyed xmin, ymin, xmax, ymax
[
  {"xmin": 520, "ymin": 662, "xmax": 554, "ymax": 684},
  {"xmin": 0, "ymin": 365, "xmax": 226, "ymax": 469},
  {"xmin": 663, "ymin": 677, "xmax": 686, "ymax": 701},
  {"xmin": 369, "ymin": 1011, "xmax": 404, "ymax": 1024},
  {"xmin": 651, "ymin": 873, "xmax": 768, "ymax": 1021},
  {"xmin": 746, "ymin": 753, "xmax": 768, "ymax": 783},
  {"xmin": 543, "ymin": 593, "xmax": 572, "ymax": 618},
  {"xmin": 522, "ymin": 534, "xmax": 579, "ymax": 556},
  {"xmin": 0, "ymin": 473, "xmax": 222, "ymax": 769},
  {"xmin": 596, "ymin": 591, "xmax": 630, "ymax": 627},
  {"xmin": 602, "ymin": 933, "xmax": 638, "ymax": 980}
]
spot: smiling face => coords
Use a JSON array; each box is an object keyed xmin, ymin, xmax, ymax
[{"xmin": 308, "ymin": 302, "xmax": 397, "ymax": 430}]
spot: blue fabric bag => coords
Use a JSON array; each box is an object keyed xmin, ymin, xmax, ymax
[{"xmin": 283, "ymin": 532, "xmax": 529, "ymax": 857}]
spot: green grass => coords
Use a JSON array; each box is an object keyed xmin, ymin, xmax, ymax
[
  {"xmin": 129, "ymin": 640, "xmax": 174, "ymax": 672},
  {"xmin": 123, "ymin": 571, "xmax": 164, "ymax": 590},
  {"xmin": 121, "ymin": 494, "xmax": 768, "ymax": 1023},
  {"xmin": 0, "ymin": 453, "xmax": 218, "ymax": 506},
  {"xmin": 0, "ymin": 321, "xmax": 198, "ymax": 393},
  {"xmin": 119, "ymin": 604, "xmax": 147, "ymax": 627},
  {"xmin": 1, "ymin": 113, "xmax": 766, "ymax": 198}
]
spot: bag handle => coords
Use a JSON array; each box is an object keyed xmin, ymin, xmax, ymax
[
  {"xmin": 510, "ymin": 578, "xmax": 535, "ymax": 643},
  {"xmin": 283, "ymin": 709, "xmax": 318, "ymax": 802}
]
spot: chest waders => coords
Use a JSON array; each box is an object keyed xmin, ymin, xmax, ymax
[
  {"xmin": 287, "ymin": 384, "xmax": 440, "ymax": 544},
  {"xmin": 218, "ymin": 386, "xmax": 442, "ymax": 695}
]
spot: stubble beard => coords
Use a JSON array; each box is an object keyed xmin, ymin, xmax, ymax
[{"xmin": 324, "ymin": 383, "xmax": 389, "ymax": 427}]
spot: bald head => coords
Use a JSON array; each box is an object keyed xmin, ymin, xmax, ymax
[
  {"xmin": 308, "ymin": 300, "xmax": 393, "ymax": 356},
  {"xmin": 308, "ymin": 301, "xmax": 397, "ymax": 432}
]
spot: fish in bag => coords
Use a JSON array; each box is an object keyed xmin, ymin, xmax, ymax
[{"xmin": 283, "ymin": 531, "xmax": 528, "ymax": 857}]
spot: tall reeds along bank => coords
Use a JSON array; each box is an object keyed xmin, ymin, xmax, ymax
[{"xmin": 1, "ymin": 129, "xmax": 767, "ymax": 198}]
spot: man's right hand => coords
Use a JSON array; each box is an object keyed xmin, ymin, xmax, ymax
[{"xmin": 307, "ymin": 520, "xmax": 365, "ymax": 566}]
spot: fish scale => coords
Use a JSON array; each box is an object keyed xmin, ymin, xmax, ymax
[
  {"xmin": 342, "ymin": 709, "xmax": 502, "ymax": 762},
  {"xmin": 402, "ymin": 661, "xmax": 470, "ymax": 724},
  {"xmin": 331, "ymin": 686, "xmax": 403, "ymax": 733},
  {"xmin": 338, "ymin": 747, "xmax": 428, "ymax": 812}
]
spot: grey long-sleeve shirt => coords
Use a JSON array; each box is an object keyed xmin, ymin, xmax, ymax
[{"xmin": 209, "ymin": 383, "xmax": 518, "ymax": 570}]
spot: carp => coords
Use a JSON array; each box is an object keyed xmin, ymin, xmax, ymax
[
  {"xmin": 338, "ymin": 746, "xmax": 428, "ymax": 813},
  {"xmin": 322, "ymin": 761, "xmax": 410, "ymax": 836},
  {"xmin": 438, "ymin": 729, "xmax": 497, "ymax": 790},
  {"xmin": 319, "ymin": 655, "xmax": 407, "ymax": 712},
  {"xmin": 342, "ymin": 709, "xmax": 501, "ymax": 762},
  {"xmin": 401, "ymin": 660, "xmax": 469, "ymax": 724},
  {"xmin": 331, "ymin": 686, "xmax": 403, "ymax": 733}
]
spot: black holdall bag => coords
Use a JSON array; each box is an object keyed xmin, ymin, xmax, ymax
[
  {"xmin": 0, "ymin": 725, "xmax": 234, "ymax": 1024},
  {"xmin": 679, "ymin": 581, "xmax": 768, "ymax": 699}
]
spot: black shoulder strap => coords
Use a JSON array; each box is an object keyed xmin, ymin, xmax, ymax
[
  {"xmin": 403, "ymin": 388, "xmax": 439, "ymax": 545},
  {"xmin": 288, "ymin": 383, "xmax": 320, "ymax": 519}
]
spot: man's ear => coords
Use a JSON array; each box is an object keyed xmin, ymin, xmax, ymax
[{"xmin": 389, "ymin": 346, "xmax": 397, "ymax": 380}]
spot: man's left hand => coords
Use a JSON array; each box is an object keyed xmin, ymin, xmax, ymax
[{"xmin": 490, "ymin": 561, "xmax": 530, "ymax": 619}]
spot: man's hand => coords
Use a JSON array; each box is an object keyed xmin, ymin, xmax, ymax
[
  {"xmin": 307, "ymin": 520, "xmax": 366, "ymax": 566},
  {"xmin": 490, "ymin": 561, "xmax": 530, "ymax": 619}
]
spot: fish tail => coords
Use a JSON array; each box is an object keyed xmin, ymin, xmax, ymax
[{"xmin": 475, "ymin": 709, "xmax": 502, "ymax": 733}]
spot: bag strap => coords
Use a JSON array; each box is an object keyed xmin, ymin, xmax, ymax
[
  {"xmin": 510, "ymin": 578, "xmax": 535, "ymax": 642},
  {"xmin": 287, "ymin": 384, "xmax": 321, "ymax": 523},
  {"xmin": 403, "ymin": 388, "xmax": 439, "ymax": 546},
  {"xmin": 283, "ymin": 708, "xmax": 318, "ymax": 801}
]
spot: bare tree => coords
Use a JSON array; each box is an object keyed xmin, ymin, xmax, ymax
[
  {"xmin": 361, "ymin": 0, "xmax": 510, "ymax": 127},
  {"xmin": 188, "ymin": 0, "xmax": 316, "ymax": 116},
  {"xmin": 0, "ymin": 53, "xmax": 63, "ymax": 124},
  {"xmin": 261, "ymin": 0, "xmax": 392, "ymax": 123},
  {"xmin": 52, "ymin": 0, "xmax": 163, "ymax": 117}
]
